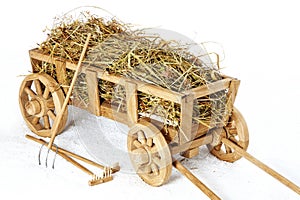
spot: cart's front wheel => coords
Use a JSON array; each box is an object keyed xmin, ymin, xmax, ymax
[
  {"xmin": 128, "ymin": 120, "xmax": 172, "ymax": 186},
  {"xmin": 19, "ymin": 73, "xmax": 68, "ymax": 137},
  {"xmin": 208, "ymin": 107, "xmax": 249, "ymax": 162}
]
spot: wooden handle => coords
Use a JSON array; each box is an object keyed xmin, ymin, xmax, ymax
[
  {"xmin": 48, "ymin": 33, "xmax": 92, "ymax": 149},
  {"xmin": 222, "ymin": 138, "xmax": 300, "ymax": 195},
  {"xmin": 173, "ymin": 159, "xmax": 221, "ymax": 200}
]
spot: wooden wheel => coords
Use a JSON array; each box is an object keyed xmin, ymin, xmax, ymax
[
  {"xmin": 128, "ymin": 120, "xmax": 172, "ymax": 187},
  {"xmin": 208, "ymin": 107, "xmax": 249, "ymax": 162},
  {"xmin": 19, "ymin": 73, "xmax": 68, "ymax": 137}
]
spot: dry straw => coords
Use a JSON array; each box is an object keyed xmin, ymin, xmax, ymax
[{"xmin": 36, "ymin": 11, "xmax": 229, "ymax": 130}]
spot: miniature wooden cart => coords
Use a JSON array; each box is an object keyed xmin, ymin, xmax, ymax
[
  {"xmin": 19, "ymin": 39, "xmax": 299, "ymax": 198},
  {"xmin": 20, "ymin": 45, "xmax": 248, "ymax": 177}
]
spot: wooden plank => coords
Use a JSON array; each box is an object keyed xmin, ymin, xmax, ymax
[
  {"xmin": 55, "ymin": 60, "xmax": 69, "ymax": 94},
  {"xmin": 181, "ymin": 147, "xmax": 199, "ymax": 158},
  {"xmin": 179, "ymin": 93, "xmax": 194, "ymax": 144},
  {"xmin": 125, "ymin": 81, "xmax": 138, "ymax": 126},
  {"xmin": 191, "ymin": 78, "xmax": 232, "ymax": 99},
  {"xmin": 223, "ymin": 79, "xmax": 240, "ymax": 123},
  {"xmin": 170, "ymin": 134, "xmax": 213, "ymax": 155},
  {"xmin": 100, "ymin": 101, "xmax": 129, "ymax": 125},
  {"xmin": 86, "ymin": 69, "xmax": 101, "ymax": 116},
  {"xmin": 65, "ymin": 62, "xmax": 78, "ymax": 71}
]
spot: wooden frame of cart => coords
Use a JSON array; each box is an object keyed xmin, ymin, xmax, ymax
[{"xmin": 20, "ymin": 47, "xmax": 249, "ymax": 187}]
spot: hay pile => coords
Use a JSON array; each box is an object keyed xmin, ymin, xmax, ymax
[{"xmin": 36, "ymin": 12, "xmax": 229, "ymax": 130}]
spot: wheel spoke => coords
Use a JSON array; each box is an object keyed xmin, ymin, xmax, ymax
[
  {"xmin": 46, "ymin": 98, "xmax": 55, "ymax": 109},
  {"xmin": 225, "ymin": 144, "xmax": 232, "ymax": 154},
  {"xmin": 150, "ymin": 163, "xmax": 159, "ymax": 176},
  {"xmin": 151, "ymin": 145, "xmax": 158, "ymax": 153},
  {"xmin": 43, "ymin": 115, "xmax": 50, "ymax": 129},
  {"xmin": 146, "ymin": 138, "xmax": 153, "ymax": 147},
  {"xmin": 47, "ymin": 110, "xmax": 56, "ymax": 120},
  {"xmin": 133, "ymin": 140, "xmax": 142, "ymax": 149},
  {"xmin": 43, "ymin": 87, "xmax": 50, "ymax": 99},
  {"xmin": 138, "ymin": 165, "xmax": 151, "ymax": 174},
  {"xmin": 214, "ymin": 143, "xmax": 222, "ymax": 151},
  {"xmin": 32, "ymin": 116, "xmax": 40, "ymax": 125},
  {"xmin": 34, "ymin": 80, "xmax": 43, "ymax": 96},
  {"xmin": 229, "ymin": 136, "xmax": 238, "ymax": 144},
  {"xmin": 24, "ymin": 87, "xmax": 37, "ymax": 98},
  {"xmin": 143, "ymin": 165, "xmax": 152, "ymax": 174},
  {"xmin": 153, "ymin": 156, "xmax": 162, "ymax": 167},
  {"xmin": 137, "ymin": 130, "xmax": 146, "ymax": 145}
]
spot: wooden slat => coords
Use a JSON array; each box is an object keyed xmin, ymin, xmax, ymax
[
  {"xmin": 223, "ymin": 79, "xmax": 240, "ymax": 123},
  {"xmin": 65, "ymin": 62, "xmax": 77, "ymax": 70},
  {"xmin": 170, "ymin": 134, "xmax": 213, "ymax": 155},
  {"xmin": 179, "ymin": 94, "xmax": 194, "ymax": 144},
  {"xmin": 125, "ymin": 81, "xmax": 138, "ymax": 126},
  {"xmin": 100, "ymin": 102, "xmax": 129, "ymax": 125},
  {"xmin": 86, "ymin": 69, "xmax": 101, "ymax": 116},
  {"xmin": 55, "ymin": 60, "xmax": 68, "ymax": 94},
  {"xmin": 191, "ymin": 78, "xmax": 232, "ymax": 99}
]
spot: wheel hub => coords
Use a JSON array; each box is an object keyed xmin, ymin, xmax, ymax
[
  {"xmin": 25, "ymin": 96, "xmax": 53, "ymax": 117},
  {"xmin": 132, "ymin": 142, "xmax": 155, "ymax": 164},
  {"xmin": 131, "ymin": 147, "xmax": 149, "ymax": 165},
  {"xmin": 25, "ymin": 99, "xmax": 41, "ymax": 116}
]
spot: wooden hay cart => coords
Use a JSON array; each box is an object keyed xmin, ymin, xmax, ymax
[{"xmin": 19, "ymin": 36, "xmax": 300, "ymax": 198}]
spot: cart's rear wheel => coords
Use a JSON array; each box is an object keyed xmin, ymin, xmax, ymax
[
  {"xmin": 19, "ymin": 73, "xmax": 68, "ymax": 137},
  {"xmin": 208, "ymin": 107, "xmax": 249, "ymax": 162},
  {"xmin": 128, "ymin": 120, "xmax": 172, "ymax": 186}
]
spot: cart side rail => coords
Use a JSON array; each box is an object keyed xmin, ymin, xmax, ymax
[{"xmin": 29, "ymin": 48, "xmax": 234, "ymax": 105}]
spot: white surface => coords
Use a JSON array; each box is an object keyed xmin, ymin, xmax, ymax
[{"xmin": 1, "ymin": 0, "xmax": 300, "ymax": 199}]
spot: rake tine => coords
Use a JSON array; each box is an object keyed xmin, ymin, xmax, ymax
[
  {"xmin": 38, "ymin": 144, "xmax": 45, "ymax": 165},
  {"xmin": 45, "ymin": 148, "xmax": 51, "ymax": 168},
  {"xmin": 52, "ymin": 144, "xmax": 58, "ymax": 169}
]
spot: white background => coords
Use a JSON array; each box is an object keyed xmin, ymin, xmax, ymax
[{"xmin": 1, "ymin": 0, "xmax": 300, "ymax": 199}]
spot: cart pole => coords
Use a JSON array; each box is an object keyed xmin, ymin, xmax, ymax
[
  {"xmin": 222, "ymin": 138, "xmax": 300, "ymax": 195},
  {"xmin": 173, "ymin": 159, "xmax": 221, "ymax": 200}
]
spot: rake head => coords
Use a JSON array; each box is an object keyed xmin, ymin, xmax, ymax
[{"xmin": 89, "ymin": 166, "xmax": 113, "ymax": 186}]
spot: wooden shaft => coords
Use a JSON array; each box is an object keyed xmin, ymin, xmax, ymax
[
  {"xmin": 48, "ymin": 33, "xmax": 91, "ymax": 149},
  {"xmin": 222, "ymin": 138, "xmax": 300, "ymax": 195},
  {"xmin": 173, "ymin": 160, "xmax": 221, "ymax": 200},
  {"xmin": 55, "ymin": 148, "xmax": 94, "ymax": 175},
  {"xmin": 26, "ymin": 134, "xmax": 93, "ymax": 175}
]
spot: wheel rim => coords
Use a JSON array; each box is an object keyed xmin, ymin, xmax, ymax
[
  {"xmin": 19, "ymin": 73, "xmax": 68, "ymax": 137},
  {"xmin": 208, "ymin": 107, "xmax": 249, "ymax": 162},
  {"xmin": 128, "ymin": 120, "xmax": 172, "ymax": 186}
]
